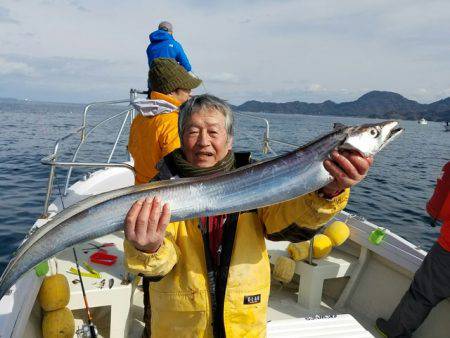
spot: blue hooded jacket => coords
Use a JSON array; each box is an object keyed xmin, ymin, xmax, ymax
[{"xmin": 146, "ymin": 29, "xmax": 192, "ymax": 71}]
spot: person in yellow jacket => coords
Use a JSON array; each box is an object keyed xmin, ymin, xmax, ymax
[
  {"xmin": 128, "ymin": 57, "xmax": 202, "ymax": 184},
  {"xmin": 124, "ymin": 94, "xmax": 374, "ymax": 338}
]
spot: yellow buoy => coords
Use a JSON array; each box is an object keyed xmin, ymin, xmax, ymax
[
  {"xmin": 313, "ymin": 234, "xmax": 333, "ymax": 258},
  {"xmin": 273, "ymin": 256, "xmax": 295, "ymax": 284},
  {"xmin": 38, "ymin": 274, "xmax": 70, "ymax": 312},
  {"xmin": 324, "ymin": 221, "xmax": 350, "ymax": 246},
  {"xmin": 287, "ymin": 241, "xmax": 310, "ymax": 261},
  {"xmin": 42, "ymin": 307, "xmax": 75, "ymax": 338}
]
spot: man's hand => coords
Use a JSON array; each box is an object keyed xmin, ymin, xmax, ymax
[
  {"xmin": 322, "ymin": 150, "xmax": 373, "ymax": 196},
  {"xmin": 124, "ymin": 196, "xmax": 171, "ymax": 253}
]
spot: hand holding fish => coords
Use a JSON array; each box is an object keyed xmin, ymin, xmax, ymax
[
  {"xmin": 321, "ymin": 150, "xmax": 374, "ymax": 196},
  {"xmin": 124, "ymin": 196, "xmax": 171, "ymax": 253}
]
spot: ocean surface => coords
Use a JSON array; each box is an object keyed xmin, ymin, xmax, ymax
[{"xmin": 0, "ymin": 99, "xmax": 449, "ymax": 274}]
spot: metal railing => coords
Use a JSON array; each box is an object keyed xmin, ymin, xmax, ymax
[
  {"xmin": 40, "ymin": 89, "xmax": 149, "ymax": 218},
  {"xmin": 39, "ymin": 89, "xmax": 299, "ymax": 218},
  {"xmin": 234, "ymin": 111, "xmax": 299, "ymax": 155}
]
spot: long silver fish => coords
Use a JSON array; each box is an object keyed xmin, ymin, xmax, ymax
[{"xmin": 0, "ymin": 120, "xmax": 403, "ymax": 299}]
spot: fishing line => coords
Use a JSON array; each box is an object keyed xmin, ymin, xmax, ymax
[
  {"xmin": 54, "ymin": 156, "xmax": 98, "ymax": 336},
  {"xmin": 190, "ymin": 71, "xmax": 208, "ymax": 93},
  {"xmin": 200, "ymin": 81, "xmax": 208, "ymax": 93},
  {"xmin": 72, "ymin": 247, "xmax": 97, "ymax": 338},
  {"xmin": 57, "ymin": 170, "xmax": 97, "ymax": 334},
  {"xmin": 54, "ymin": 169, "xmax": 66, "ymax": 210}
]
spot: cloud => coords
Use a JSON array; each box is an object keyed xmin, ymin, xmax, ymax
[
  {"xmin": 0, "ymin": 6, "xmax": 19, "ymax": 24},
  {"xmin": 202, "ymin": 72, "xmax": 240, "ymax": 84},
  {"xmin": 306, "ymin": 84, "xmax": 324, "ymax": 92},
  {"xmin": 437, "ymin": 88, "xmax": 450, "ymax": 100},
  {"xmin": 68, "ymin": 0, "xmax": 89, "ymax": 12},
  {"xmin": 238, "ymin": 19, "xmax": 251, "ymax": 24},
  {"xmin": 0, "ymin": 54, "xmax": 108, "ymax": 78},
  {"xmin": 0, "ymin": 54, "xmax": 144, "ymax": 102},
  {"xmin": 0, "ymin": 0, "xmax": 449, "ymax": 104},
  {"xmin": 0, "ymin": 57, "xmax": 34, "ymax": 76},
  {"xmin": 39, "ymin": 0, "xmax": 89, "ymax": 12}
]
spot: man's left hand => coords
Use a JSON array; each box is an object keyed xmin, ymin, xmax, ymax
[{"xmin": 321, "ymin": 150, "xmax": 373, "ymax": 196}]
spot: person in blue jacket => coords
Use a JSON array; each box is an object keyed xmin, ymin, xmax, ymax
[{"xmin": 147, "ymin": 21, "xmax": 192, "ymax": 73}]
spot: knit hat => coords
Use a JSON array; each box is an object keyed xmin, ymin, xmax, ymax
[{"xmin": 149, "ymin": 58, "xmax": 202, "ymax": 94}]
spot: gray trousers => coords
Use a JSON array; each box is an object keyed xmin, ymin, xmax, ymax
[{"xmin": 385, "ymin": 242, "xmax": 450, "ymax": 337}]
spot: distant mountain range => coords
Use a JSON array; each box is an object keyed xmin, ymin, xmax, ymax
[
  {"xmin": 2, "ymin": 91, "xmax": 450, "ymax": 122},
  {"xmin": 233, "ymin": 91, "xmax": 450, "ymax": 122}
]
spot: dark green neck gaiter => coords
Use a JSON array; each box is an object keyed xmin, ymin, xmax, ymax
[{"xmin": 171, "ymin": 148, "xmax": 235, "ymax": 177}]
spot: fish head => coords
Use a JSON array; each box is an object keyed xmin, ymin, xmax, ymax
[{"xmin": 340, "ymin": 120, "xmax": 403, "ymax": 157}]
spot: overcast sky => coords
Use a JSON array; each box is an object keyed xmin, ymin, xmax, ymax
[{"xmin": 1, "ymin": 0, "xmax": 450, "ymax": 104}]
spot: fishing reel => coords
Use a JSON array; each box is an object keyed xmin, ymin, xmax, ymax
[{"xmin": 76, "ymin": 324, "xmax": 98, "ymax": 338}]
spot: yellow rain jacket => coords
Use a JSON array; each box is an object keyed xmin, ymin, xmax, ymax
[
  {"xmin": 128, "ymin": 92, "xmax": 181, "ymax": 184},
  {"xmin": 124, "ymin": 188, "xmax": 350, "ymax": 337}
]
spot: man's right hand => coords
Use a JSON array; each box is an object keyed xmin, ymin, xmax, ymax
[{"xmin": 124, "ymin": 196, "xmax": 171, "ymax": 253}]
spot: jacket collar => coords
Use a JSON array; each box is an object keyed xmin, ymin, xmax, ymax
[{"xmin": 150, "ymin": 91, "xmax": 182, "ymax": 107}]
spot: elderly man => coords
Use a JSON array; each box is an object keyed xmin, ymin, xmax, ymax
[{"xmin": 124, "ymin": 94, "xmax": 373, "ymax": 337}]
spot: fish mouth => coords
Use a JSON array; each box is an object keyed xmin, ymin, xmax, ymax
[
  {"xmin": 379, "ymin": 121, "xmax": 404, "ymax": 152},
  {"xmin": 388, "ymin": 127, "xmax": 403, "ymax": 140},
  {"xmin": 386, "ymin": 122, "xmax": 404, "ymax": 142}
]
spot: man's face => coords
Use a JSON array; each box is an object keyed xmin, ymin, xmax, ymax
[
  {"xmin": 172, "ymin": 89, "xmax": 191, "ymax": 104},
  {"xmin": 182, "ymin": 108, "xmax": 232, "ymax": 168}
]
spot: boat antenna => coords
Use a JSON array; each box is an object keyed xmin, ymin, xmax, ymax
[{"xmin": 72, "ymin": 247, "xmax": 97, "ymax": 338}]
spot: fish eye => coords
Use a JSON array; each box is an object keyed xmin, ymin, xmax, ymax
[{"xmin": 370, "ymin": 128, "xmax": 379, "ymax": 137}]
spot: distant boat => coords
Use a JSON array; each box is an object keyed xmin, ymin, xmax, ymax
[
  {"xmin": 418, "ymin": 118, "xmax": 427, "ymax": 125},
  {"xmin": 445, "ymin": 122, "xmax": 450, "ymax": 132}
]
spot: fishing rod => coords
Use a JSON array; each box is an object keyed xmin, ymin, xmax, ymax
[{"xmin": 72, "ymin": 247, "xmax": 98, "ymax": 338}]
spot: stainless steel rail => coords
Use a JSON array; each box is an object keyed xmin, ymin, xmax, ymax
[
  {"xmin": 107, "ymin": 110, "xmax": 131, "ymax": 164},
  {"xmin": 80, "ymin": 99, "xmax": 130, "ymax": 141},
  {"xmin": 64, "ymin": 108, "xmax": 132, "ymax": 194},
  {"xmin": 234, "ymin": 112, "xmax": 273, "ymax": 155},
  {"xmin": 234, "ymin": 111, "xmax": 299, "ymax": 154},
  {"xmin": 40, "ymin": 89, "xmax": 145, "ymax": 218}
]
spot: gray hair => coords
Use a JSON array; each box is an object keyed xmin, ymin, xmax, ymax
[{"xmin": 178, "ymin": 94, "xmax": 234, "ymax": 142}]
